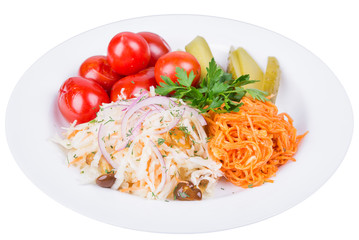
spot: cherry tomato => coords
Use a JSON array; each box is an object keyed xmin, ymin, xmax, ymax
[
  {"xmin": 107, "ymin": 32, "xmax": 150, "ymax": 75},
  {"xmin": 138, "ymin": 32, "xmax": 171, "ymax": 67},
  {"xmin": 79, "ymin": 55, "xmax": 122, "ymax": 93},
  {"xmin": 111, "ymin": 67, "xmax": 156, "ymax": 101},
  {"xmin": 154, "ymin": 51, "xmax": 201, "ymax": 87},
  {"xmin": 58, "ymin": 77, "xmax": 110, "ymax": 124}
]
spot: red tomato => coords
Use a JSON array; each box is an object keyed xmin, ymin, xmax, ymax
[
  {"xmin": 154, "ymin": 51, "xmax": 201, "ymax": 87},
  {"xmin": 138, "ymin": 32, "xmax": 171, "ymax": 67},
  {"xmin": 111, "ymin": 67, "xmax": 156, "ymax": 101},
  {"xmin": 58, "ymin": 77, "xmax": 110, "ymax": 124},
  {"xmin": 79, "ymin": 55, "xmax": 122, "ymax": 93},
  {"xmin": 107, "ymin": 32, "xmax": 150, "ymax": 75}
]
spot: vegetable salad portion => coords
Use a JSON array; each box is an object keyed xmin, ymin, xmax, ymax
[{"xmin": 55, "ymin": 89, "xmax": 222, "ymax": 200}]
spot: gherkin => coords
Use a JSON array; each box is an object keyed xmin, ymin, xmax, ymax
[
  {"xmin": 185, "ymin": 36, "xmax": 214, "ymax": 81},
  {"xmin": 263, "ymin": 57, "xmax": 281, "ymax": 103},
  {"xmin": 227, "ymin": 47, "xmax": 264, "ymax": 90}
]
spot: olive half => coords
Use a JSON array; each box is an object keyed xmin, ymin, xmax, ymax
[
  {"xmin": 96, "ymin": 173, "xmax": 116, "ymax": 188},
  {"xmin": 173, "ymin": 181, "xmax": 202, "ymax": 201}
]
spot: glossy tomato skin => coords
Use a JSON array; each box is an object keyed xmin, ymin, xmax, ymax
[
  {"xmin": 58, "ymin": 77, "xmax": 110, "ymax": 124},
  {"xmin": 107, "ymin": 32, "xmax": 150, "ymax": 75},
  {"xmin": 154, "ymin": 51, "xmax": 201, "ymax": 87},
  {"xmin": 111, "ymin": 67, "xmax": 156, "ymax": 101},
  {"xmin": 138, "ymin": 32, "xmax": 171, "ymax": 67},
  {"xmin": 79, "ymin": 55, "xmax": 122, "ymax": 93}
]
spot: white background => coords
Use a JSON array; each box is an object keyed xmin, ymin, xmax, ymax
[{"xmin": 1, "ymin": 0, "xmax": 358, "ymax": 239}]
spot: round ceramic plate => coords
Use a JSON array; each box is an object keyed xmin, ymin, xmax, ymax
[{"xmin": 6, "ymin": 15, "xmax": 353, "ymax": 233}]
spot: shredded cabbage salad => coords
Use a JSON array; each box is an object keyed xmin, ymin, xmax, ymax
[{"xmin": 55, "ymin": 88, "xmax": 222, "ymax": 200}]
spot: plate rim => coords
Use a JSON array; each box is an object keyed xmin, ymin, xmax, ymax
[{"xmin": 5, "ymin": 14, "xmax": 354, "ymax": 233}]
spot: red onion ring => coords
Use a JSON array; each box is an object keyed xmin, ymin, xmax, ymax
[
  {"xmin": 132, "ymin": 109, "xmax": 159, "ymax": 134},
  {"xmin": 182, "ymin": 106, "xmax": 207, "ymax": 126},
  {"xmin": 115, "ymin": 110, "xmax": 160, "ymax": 151},
  {"xmin": 98, "ymin": 124, "xmax": 119, "ymax": 169},
  {"xmin": 149, "ymin": 140, "xmax": 166, "ymax": 193},
  {"xmin": 114, "ymin": 139, "xmax": 129, "ymax": 152},
  {"xmin": 150, "ymin": 104, "xmax": 165, "ymax": 112},
  {"xmin": 124, "ymin": 91, "xmax": 149, "ymax": 112},
  {"xmin": 153, "ymin": 108, "xmax": 184, "ymax": 135},
  {"xmin": 121, "ymin": 96, "xmax": 174, "ymax": 140}
]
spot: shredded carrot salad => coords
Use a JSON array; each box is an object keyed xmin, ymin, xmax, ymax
[{"xmin": 205, "ymin": 97, "xmax": 307, "ymax": 188}]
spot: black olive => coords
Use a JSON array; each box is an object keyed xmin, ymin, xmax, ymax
[
  {"xmin": 96, "ymin": 173, "xmax": 116, "ymax": 188},
  {"xmin": 173, "ymin": 181, "xmax": 202, "ymax": 201}
]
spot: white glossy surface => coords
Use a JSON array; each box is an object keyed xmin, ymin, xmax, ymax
[{"xmin": 6, "ymin": 15, "xmax": 353, "ymax": 233}]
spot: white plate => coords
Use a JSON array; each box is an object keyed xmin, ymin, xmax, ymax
[{"xmin": 6, "ymin": 15, "xmax": 353, "ymax": 233}]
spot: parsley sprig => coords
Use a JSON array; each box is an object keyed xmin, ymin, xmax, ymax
[{"xmin": 155, "ymin": 59, "xmax": 268, "ymax": 113}]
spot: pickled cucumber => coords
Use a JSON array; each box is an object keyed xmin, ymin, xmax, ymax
[
  {"xmin": 227, "ymin": 47, "xmax": 242, "ymax": 80},
  {"xmin": 263, "ymin": 57, "xmax": 281, "ymax": 103},
  {"xmin": 227, "ymin": 47, "xmax": 264, "ymax": 90},
  {"xmin": 185, "ymin": 36, "xmax": 214, "ymax": 80}
]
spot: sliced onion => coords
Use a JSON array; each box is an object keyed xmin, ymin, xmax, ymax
[
  {"xmin": 115, "ymin": 109, "xmax": 160, "ymax": 151},
  {"xmin": 182, "ymin": 106, "xmax": 207, "ymax": 126},
  {"xmin": 120, "ymin": 92, "xmax": 149, "ymax": 137},
  {"xmin": 150, "ymin": 104, "xmax": 165, "ymax": 112},
  {"xmin": 98, "ymin": 124, "xmax": 119, "ymax": 169},
  {"xmin": 149, "ymin": 140, "xmax": 166, "ymax": 193},
  {"xmin": 132, "ymin": 109, "xmax": 158, "ymax": 134},
  {"xmin": 121, "ymin": 96, "xmax": 174, "ymax": 140},
  {"xmin": 124, "ymin": 91, "xmax": 149, "ymax": 112},
  {"xmin": 115, "ymin": 139, "xmax": 129, "ymax": 152},
  {"xmin": 153, "ymin": 108, "xmax": 184, "ymax": 135}
]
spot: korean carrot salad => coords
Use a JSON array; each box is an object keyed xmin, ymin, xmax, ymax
[{"xmin": 55, "ymin": 32, "xmax": 307, "ymax": 201}]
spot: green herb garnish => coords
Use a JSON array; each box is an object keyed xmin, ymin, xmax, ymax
[
  {"xmin": 178, "ymin": 125, "xmax": 190, "ymax": 137},
  {"xmin": 104, "ymin": 116, "xmax": 114, "ymax": 125},
  {"xmin": 155, "ymin": 59, "xmax": 267, "ymax": 113},
  {"xmin": 126, "ymin": 127, "xmax": 133, "ymax": 137},
  {"xmin": 157, "ymin": 138, "xmax": 165, "ymax": 146},
  {"xmin": 125, "ymin": 141, "xmax": 132, "ymax": 148},
  {"xmin": 151, "ymin": 192, "xmax": 158, "ymax": 199},
  {"xmin": 179, "ymin": 192, "xmax": 189, "ymax": 198}
]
